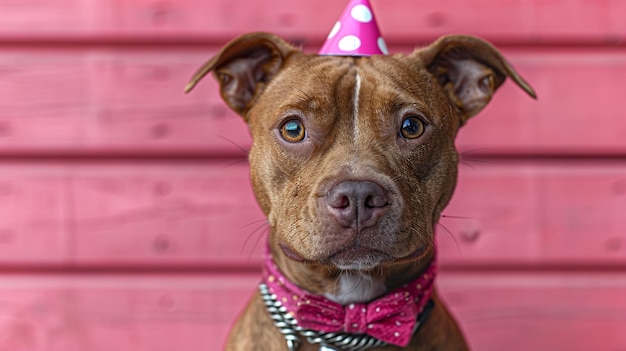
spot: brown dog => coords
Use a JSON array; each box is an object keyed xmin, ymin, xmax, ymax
[{"xmin": 186, "ymin": 32, "xmax": 535, "ymax": 350}]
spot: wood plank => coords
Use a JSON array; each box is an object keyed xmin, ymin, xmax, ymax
[
  {"xmin": 70, "ymin": 162, "xmax": 267, "ymax": 266},
  {"xmin": 1, "ymin": 48, "xmax": 625, "ymax": 153},
  {"xmin": 0, "ymin": 165, "xmax": 70, "ymax": 264},
  {"xmin": 1, "ymin": 0, "xmax": 625, "ymax": 43},
  {"xmin": 0, "ymin": 274, "xmax": 254, "ymax": 351},
  {"xmin": 0, "ymin": 272, "xmax": 624, "ymax": 350},
  {"xmin": 0, "ymin": 51, "xmax": 86, "ymax": 151},
  {"xmin": 439, "ymin": 162, "xmax": 626, "ymax": 266},
  {"xmin": 376, "ymin": 0, "xmax": 626, "ymax": 43},
  {"xmin": 0, "ymin": 161, "xmax": 621, "ymax": 267},
  {"xmin": 0, "ymin": 49, "xmax": 249, "ymax": 154},
  {"xmin": 85, "ymin": 50, "xmax": 250, "ymax": 153},
  {"xmin": 0, "ymin": 0, "xmax": 90, "ymax": 35},
  {"xmin": 90, "ymin": 48, "xmax": 626, "ymax": 154},
  {"xmin": 441, "ymin": 272, "xmax": 626, "ymax": 351},
  {"xmin": 437, "ymin": 163, "xmax": 539, "ymax": 264},
  {"xmin": 539, "ymin": 166, "xmax": 626, "ymax": 263},
  {"xmin": 457, "ymin": 50, "xmax": 626, "ymax": 153},
  {"xmin": 69, "ymin": 161, "xmax": 626, "ymax": 266},
  {"xmin": 96, "ymin": 0, "xmax": 318, "ymax": 38}
]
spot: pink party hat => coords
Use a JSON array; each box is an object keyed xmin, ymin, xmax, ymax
[{"xmin": 319, "ymin": 0, "xmax": 388, "ymax": 56}]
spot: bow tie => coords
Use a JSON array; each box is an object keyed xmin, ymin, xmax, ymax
[{"xmin": 263, "ymin": 250, "xmax": 436, "ymax": 347}]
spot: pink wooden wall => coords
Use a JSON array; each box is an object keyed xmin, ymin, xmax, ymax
[{"xmin": 0, "ymin": 0, "xmax": 625, "ymax": 350}]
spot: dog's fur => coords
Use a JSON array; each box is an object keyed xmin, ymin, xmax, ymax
[{"xmin": 186, "ymin": 32, "xmax": 535, "ymax": 350}]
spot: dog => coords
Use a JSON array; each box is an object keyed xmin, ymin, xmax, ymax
[{"xmin": 185, "ymin": 32, "xmax": 536, "ymax": 350}]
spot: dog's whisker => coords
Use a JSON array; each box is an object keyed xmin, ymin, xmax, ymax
[
  {"xmin": 331, "ymin": 272, "xmax": 342, "ymax": 295},
  {"xmin": 220, "ymin": 159, "xmax": 250, "ymax": 170},
  {"xmin": 436, "ymin": 222, "xmax": 462, "ymax": 254},
  {"xmin": 216, "ymin": 135, "xmax": 250, "ymax": 155},
  {"xmin": 441, "ymin": 214, "xmax": 475, "ymax": 220},
  {"xmin": 242, "ymin": 221, "xmax": 270, "ymax": 256},
  {"xmin": 461, "ymin": 156, "xmax": 493, "ymax": 164},
  {"xmin": 249, "ymin": 225, "xmax": 270, "ymax": 261},
  {"xmin": 460, "ymin": 158, "xmax": 495, "ymax": 168},
  {"xmin": 240, "ymin": 218, "xmax": 271, "ymax": 229},
  {"xmin": 459, "ymin": 149, "xmax": 499, "ymax": 168}
]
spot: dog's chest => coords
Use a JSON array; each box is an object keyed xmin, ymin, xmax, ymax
[{"xmin": 324, "ymin": 271, "xmax": 387, "ymax": 305}]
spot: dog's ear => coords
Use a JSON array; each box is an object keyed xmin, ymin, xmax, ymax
[
  {"xmin": 184, "ymin": 32, "xmax": 299, "ymax": 117},
  {"xmin": 416, "ymin": 35, "xmax": 536, "ymax": 124}
]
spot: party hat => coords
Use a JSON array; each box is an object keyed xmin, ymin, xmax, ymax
[{"xmin": 319, "ymin": 0, "xmax": 388, "ymax": 56}]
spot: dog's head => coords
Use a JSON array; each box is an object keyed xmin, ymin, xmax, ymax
[{"xmin": 186, "ymin": 32, "xmax": 535, "ymax": 294}]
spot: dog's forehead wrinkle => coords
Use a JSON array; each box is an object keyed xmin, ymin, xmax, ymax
[
  {"xmin": 356, "ymin": 68, "xmax": 435, "ymax": 128},
  {"xmin": 280, "ymin": 55, "xmax": 353, "ymax": 100},
  {"xmin": 289, "ymin": 85, "xmax": 316, "ymax": 106}
]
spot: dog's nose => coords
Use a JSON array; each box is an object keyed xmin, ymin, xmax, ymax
[{"xmin": 326, "ymin": 180, "xmax": 388, "ymax": 229}]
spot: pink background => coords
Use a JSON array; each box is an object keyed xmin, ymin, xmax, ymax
[{"xmin": 0, "ymin": 0, "xmax": 625, "ymax": 350}]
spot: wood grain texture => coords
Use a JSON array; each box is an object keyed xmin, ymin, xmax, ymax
[
  {"xmin": 70, "ymin": 162, "xmax": 265, "ymax": 267},
  {"xmin": 435, "ymin": 162, "xmax": 626, "ymax": 266},
  {"xmin": 0, "ymin": 1, "xmax": 622, "ymax": 350},
  {"xmin": 1, "ymin": 49, "xmax": 626, "ymax": 153},
  {"xmin": 0, "ymin": 51, "xmax": 86, "ymax": 151},
  {"xmin": 0, "ymin": 165, "xmax": 70, "ymax": 264},
  {"xmin": 441, "ymin": 272, "xmax": 626, "ymax": 351},
  {"xmin": 457, "ymin": 50, "xmax": 626, "ymax": 153},
  {"xmin": 0, "ymin": 0, "xmax": 625, "ymax": 42},
  {"xmin": 0, "ymin": 273, "xmax": 623, "ymax": 351},
  {"xmin": 85, "ymin": 51, "xmax": 250, "ymax": 153},
  {"xmin": 0, "ymin": 161, "xmax": 622, "ymax": 267},
  {"xmin": 2, "ymin": 161, "xmax": 604, "ymax": 267},
  {"xmin": 0, "ymin": 274, "xmax": 254, "ymax": 351}
]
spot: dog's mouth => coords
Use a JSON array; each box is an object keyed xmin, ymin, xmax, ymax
[
  {"xmin": 280, "ymin": 241, "xmax": 429, "ymax": 270},
  {"xmin": 280, "ymin": 243, "xmax": 307, "ymax": 262},
  {"xmin": 329, "ymin": 244, "xmax": 428, "ymax": 270}
]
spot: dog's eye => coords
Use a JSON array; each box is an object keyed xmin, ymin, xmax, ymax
[
  {"xmin": 280, "ymin": 119, "xmax": 306, "ymax": 143},
  {"xmin": 400, "ymin": 116, "xmax": 425, "ymax": 139}
]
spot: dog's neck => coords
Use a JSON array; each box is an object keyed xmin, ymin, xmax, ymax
[{"xmin": 262, "ymin": 246, "xmax": 437, "ymax": 347}]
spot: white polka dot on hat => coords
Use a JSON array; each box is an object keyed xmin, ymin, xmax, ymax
[{"xmin": 319, "ymin": 0, "xmax": 388, "ymax": 56}]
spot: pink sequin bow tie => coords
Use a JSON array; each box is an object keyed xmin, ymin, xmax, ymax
[{"xmin": 263, "ymin": 251, "xmax": 436, "ymax": 347}]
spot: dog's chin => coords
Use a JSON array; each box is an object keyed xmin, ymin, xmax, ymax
[
  {"xmin": 329, "ymin": 244, "xmax": 429, "ymax": 271},
  {"xmin": 333, "ymin": 261, "xmax": 383, "ymax": 271},
  {"xmin": 330, "ymin": 250, "xmax": 390, "ymax": 271},
  {"xmin": 279, "ymin": 242, "xmax": 430, "ymax": 271}
]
